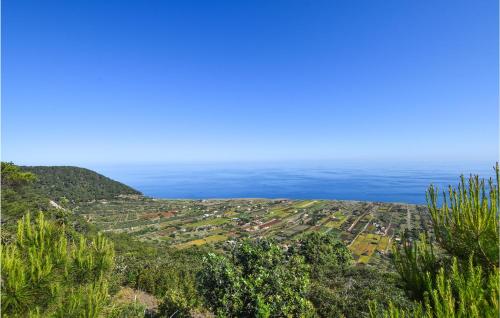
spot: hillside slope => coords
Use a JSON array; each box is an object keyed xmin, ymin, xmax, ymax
[{"xmin": 21, "ymin": 166, "xmax": 142, "ymax": 203}]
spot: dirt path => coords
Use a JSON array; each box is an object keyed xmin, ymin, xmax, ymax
[
  {"xmin": 406, "ymin": 205, "xmax": 411, "ymax": 230},
  {"xmin": 49, "ymin": 200, "xmax": 65, "ymax": 210},
  {"xmin": 384, "ymin": 211, "xmax": 393, "ymax": 236},
  {"xmin": 347, "ymin": 204, "xmax": 376, "ymax": 232},
  {"xmin": 347, "ymin": 210, "xmax": 369, "ymax": 232}
]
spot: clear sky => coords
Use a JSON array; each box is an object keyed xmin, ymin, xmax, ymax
[{"xmin": 2, "ymin": 0, "xmax": 498, "ymax": 165}]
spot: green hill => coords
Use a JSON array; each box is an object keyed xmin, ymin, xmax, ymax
[{"xmin": 21, "ymin": 165, "xmax": 142, "ymax": 203}]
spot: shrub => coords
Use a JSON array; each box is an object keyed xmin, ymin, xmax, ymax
[
  {"xmin": 290, "ymin": 231, "xmax": 353, "ymax": 277},
  {"xmin": 1, "ymin": 212, "xmax": 114, "ymax": 317},
  {"xmin": 197, "ymin": 239, "xmax": 315, "ymax": 317}
]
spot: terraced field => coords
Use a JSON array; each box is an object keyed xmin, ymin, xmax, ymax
[{"xmin": 75, "ymin": 197, "xmax": 430, "ymax": 265}]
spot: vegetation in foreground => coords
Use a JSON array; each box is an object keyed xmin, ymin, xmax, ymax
[
  {"xmin": 1, "ymin": 162, "xmax": 498, "ymax": 317},
  {"xmin": 370, "ymin": 163, "xmax": 499, "ymax": 318}
]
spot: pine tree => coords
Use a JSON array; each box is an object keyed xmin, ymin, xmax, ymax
[
  {"xmin": 370, "ymin": 163, "xmax": 500, "ymax": 318},
  {"xmin": 1, "ymin": 212, "xmax": 114, "ymax": 317}
]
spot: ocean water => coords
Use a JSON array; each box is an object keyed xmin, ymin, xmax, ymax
[{"xmin": 91, "ymin": 161, "xmax": 496, "ymax": 204}]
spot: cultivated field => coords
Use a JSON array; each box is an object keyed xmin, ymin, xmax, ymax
[{"xmin": 75, "ymin": 197, "xmax": 430, "ymax": 265}]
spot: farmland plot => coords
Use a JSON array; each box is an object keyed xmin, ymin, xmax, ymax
[{"xmin": 77, "ymin": 197, "xmax": 426, "ymax": 265}]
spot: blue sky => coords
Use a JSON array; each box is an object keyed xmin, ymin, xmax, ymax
[{"xmin": 2, "ymin": 0, "xmax": 498, "ymax": 165}]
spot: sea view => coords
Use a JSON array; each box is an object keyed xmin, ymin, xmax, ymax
[
  {"xmin": 4, "ymin": 0, "xmax": 498, "ymax": 315},
  {"xmin": 93, "ymin": 161, "xmax": 495, "ymax": 204}
]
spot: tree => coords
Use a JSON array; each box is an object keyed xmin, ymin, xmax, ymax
[
  {"xmin": 290, "ymin": 231, "xmax": 353, "ymax": 277},
  {"xmin": 197, "ymin": 239, "xmax": 315, "ymax": 317},
  {"xmin": 1, "ymin": 212, "xmax": 115, "ymax": 317},
  {"xmin": 370, "ymin": 163, "xmax": 500, "ymax": 317},
  {"xmin": 310, "ymin": 266, "xmax": 415, "ymax": 318},
  {"xmin": 426, "ymin": 166, "xmax": 498, "ymax": 269},
  {"xmin": 1, "ymin": 162, "xmax": 37, "ymax": 188},
  {"xmin": 1, "ymin": 162, "xmax": 45, "ymax": 223}
]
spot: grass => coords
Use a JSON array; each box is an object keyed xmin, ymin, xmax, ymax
[
  {"xmin": 376, "ymin": 236, "xmax": 391, "ymax": 252},
  {"xmin": 358, "ymin": 255, "xmax": 372, "ymax": 264},
  {"xmin": 175, "ymin": 234, "xmax": 228, "ymax": 249},
  {"xmin": 294, "ymin": 200, "xmax": 319, "ymax": 209},
  {"xmin": 324, "ymin": 211, "xmax": 348, "ymax": 229},
  {"xmin": 268, "ymin": 207, "xmax": 292, "ymax": 219},
  {"xmin": 349, "ymin": 233, "xmax": 383, "ymax": 264}
]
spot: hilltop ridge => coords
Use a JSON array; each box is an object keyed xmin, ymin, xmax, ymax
[{"xmin": 21, "ymin": 165, "xmax": 142, "ymax": 204}]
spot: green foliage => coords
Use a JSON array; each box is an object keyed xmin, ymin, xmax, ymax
[
  {"xmin": 310, "ymin": 267, "xmax": 414, "ymax": 318},
  {"xmin": 10, "ymin": 161, "xmax": 498, "ymax": 317},
  {"xmin": 370, "ymin": 258, "xmax": 499, "ymax": 318},
  {"xmin": 198, "ymin": 252, "xmax": 243, "ymax": 317},
  {"xmin": 21, "ymin": 165, "xmax": 141, "ymax": 204},
  {"xmin": 112, "ymin": 241, "xmax": 206, "ymax": 317},
  {"xmin": 290, "ymin": 231, "xmax": 353, "ymax": 277},
  {"xmin": 58, "ymin": 282, "xmax": 110, "ymax": 318},
  {"xmin": 288, "ymin": 232, "xmax": 411, "ymax": 317},
  {"xmin": 392, "ymin": 233, "xmax": 439, "ymax": 300},
  {"xmin": 107, "ymin": 300, "xmax": 147, "ymax": 318},
  {"xmin": 158, "ymin": 281, "xmax": 206, "ymax": 318},
  {"xmin": 1, "ymin": 162, "xmax": 49, "ymax": 224},
  {"xmin": 71, "ymin": 232, "xmax": 115, "ymax": 284},
  {"xmin": 114, "ymin": 246, "xmax": 205, "ymax": 298},
  {"xmin": 1, "ymin": 162, "xmax": 37, "ymax": 188},
  {"xmin": 1, "ymin": 163, "xmax": 98, "ymax": 239},
  {"xmin": 426, "ymin": 163, "xmax": 499, "ymax": 269},
  {"xmin": 133, "ymin": 254, "xmax": 204, "ymax": 316},
  {"xmin": 371, "ymin": 164, "xmax": 500, "ymax": 317},
  {"xmin": 197, "ymin": 239, "xmax": 315, "ymax": 317},
  {"xmin": 369, "ymin": 301, "xmax": 424, "ymax": 318},
  {"xmin": 1, "ymin": 212, "xmax": 115, "ymax": 317}
]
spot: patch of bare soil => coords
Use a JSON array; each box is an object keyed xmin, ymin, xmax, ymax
[{"xmin": 114, "ymin": 287, "xmax": 159, "ymax": 311}]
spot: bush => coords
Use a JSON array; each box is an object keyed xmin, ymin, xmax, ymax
[
  {"xmin": 197, "ymin": 239, "xmax": 315, "ymax": 317},
  {"xmin": 290, "ymin": 231, "xmax": 353, "ymax": 277},
  {"xmin": 309, "ymin": 266, "xmax": 415, "ymax": 318}
]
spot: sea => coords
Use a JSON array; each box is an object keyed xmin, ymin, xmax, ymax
[{"xmin": 91, "ymin": 160, "xmax": 496, "ymax": 205}]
